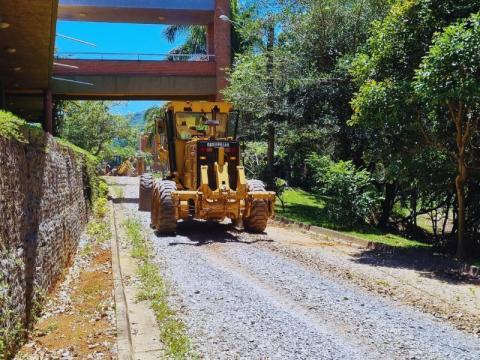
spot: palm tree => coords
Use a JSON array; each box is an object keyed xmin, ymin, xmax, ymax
[
  {"xmin": 163, "ymin": 0, "xmax": 248, "ymax": 60},
  {"xmin": 164, "ymin": 25, "xmax": 207, "ymax": 57}
]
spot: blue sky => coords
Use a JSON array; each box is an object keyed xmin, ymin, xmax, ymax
[{"xmin": 56, "ymin": 21, "xmax": 186, "ymax": 114}]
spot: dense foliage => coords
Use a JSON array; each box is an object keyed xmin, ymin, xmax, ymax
[
  {"xmin": 58, "ymin": 101, "xmax": 139, "ymax": 163},
  {"xmin": 307, "ymin": 154, "xmax": 382, "ymax": 226},
  {"xmin": 221, "ymin": 0, "xmax": 480, "ymax": 258},
  {"xmin": 414, "ymin": 12, "xmax": 480, "ymax": 257},
  {"xmin": 0, "ymin": 111, "xmax": 28, "ymax": 142}
]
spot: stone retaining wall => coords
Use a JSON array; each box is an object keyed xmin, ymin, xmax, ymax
[{"xmin": 0, "ymin": 131, "xmax": 91, "ymax": 346}]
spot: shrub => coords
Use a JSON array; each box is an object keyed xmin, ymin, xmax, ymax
[
  {"xmin": 0, "ymin": 111, "xmax": 27, "ymax": 142},
  {"xmin": 307, "ymin": 154, "xmax": 382, "ymax": 227},
  {"xmin": 274, "ymin": 178, "xmax": 289, "ymax": 212},
  {"xmin": 93, "ymin": 197, "xmax": 108, "ymax": 219}
]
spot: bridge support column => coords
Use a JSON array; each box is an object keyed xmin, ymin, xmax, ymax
[
  {"xmin": 43, "ymin": 89, "xmax": 53, "ymax": 134},
  {"xmin": 213, "ymin": 0, "xmax": 231, "ymax": 101},
  {"xmin": 207, "ymin": 22, "xmax": 215, "ymax": 55}
]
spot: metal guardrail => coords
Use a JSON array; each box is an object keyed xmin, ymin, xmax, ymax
[{"xmin": 55, "ymin": 52, "xmax": 216, "ymax": 61}]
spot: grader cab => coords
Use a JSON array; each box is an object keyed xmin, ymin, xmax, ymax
[{"xmin": 139, "ymin": 101, "xmax": 275, "ymax": 233}]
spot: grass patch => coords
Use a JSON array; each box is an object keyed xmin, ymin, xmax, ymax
[
  {"xmin": 55, "ymin": 137, "xmax": 97, "ymax": 164},
  {"xmin": 346, "ymin": 230, "xmax": 430, "ymax": 248},
  {"xmin": 81, "ymin": 243, "xmax": 93, "ymax": 257},
  {"xmin": 414, "ymin": 215, "xmax": 435, "ymax": 235},
  {"xmin": 86, "ymin": 193, "xmax": 111, "ymax": 245},
  {"xmin": 277, "ymin": 189, "xmax": 330, "ymax": 226},
  {"xmin": 276, "ymin": 188, "xmax": 431, "ymax": 249},
  {"xmin": 122, "ymin": 218, "xmax": 191, "ymax": 358},
  {"xmin": 87, "ymin": 221, "xmax": 111, "ymax": 244},
  {"xmin": 93, "ymin": 197, "xmax": 108, "ymax": 218},
  {"xmin": 111, "ymin": 185, "xmax": 124, "ymax": 199}
]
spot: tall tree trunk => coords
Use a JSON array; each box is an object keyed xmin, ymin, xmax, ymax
[
  {"xmin": 378, "ymin": 182, "xmax": 397, "ymax": 229},
  {"xmin": 456, "ymin": 171, "xmax": 466, "ymax": 258},
  {"xmin": 450, "ymin": 100, "xmax": 470, "ymax": 259},
  {"xmin": 266, "ymin": 20, "xmax": 275, "ymax": 187},
  {"xmin": 410, "ymin": 190, "xmax": 418, "ymax": 226},
  {"xmin": 267, "ymin": 123, "xmax": 275, "ymax": 182},
  {"xmin": 441, "ymin": 193, "xmax": 453, "ymax": 240}
]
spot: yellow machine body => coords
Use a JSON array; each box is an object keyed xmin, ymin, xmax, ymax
[
  {"xmin": 117, "ymin": 159, "xmax": 134, "ymax": 176},
  {"xmin": 152, "ymin": 101, "xmax": 275, "ymax": 228}
]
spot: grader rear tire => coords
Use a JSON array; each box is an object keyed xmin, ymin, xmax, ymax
[
  {"xmin": 244, "ymin": 180, "xmax": 269, "ymax": 233},
  {"xmin": 151, "ymin": 180, "xmax": 177, "ymax": 234},
  {"xmin": 138, "ymin": 173, "xmax": 153, "ymax": 211}
]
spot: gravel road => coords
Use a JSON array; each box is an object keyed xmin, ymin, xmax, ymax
[{"xmin": 112, "ymin": 177, "xmax": 480, "ymax": 359}]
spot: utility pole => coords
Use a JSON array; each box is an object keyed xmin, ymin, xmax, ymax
[{"xmin": 266, "ymin": 18, "xmax": 275, "ymax": 188}]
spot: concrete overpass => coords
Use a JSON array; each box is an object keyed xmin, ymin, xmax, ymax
[
  {"xmin": 52, "ymin": 58, "xmax": 218, "ymax": 100},
  {"xmin": 0, "ymin": 0, "xmax": 58, "ymax": 122},
  {"xmin": 0, "ymin": 0, "xmax": 231, "ymax": 133},
  {"xmin": 58, "ymin": 0, "xmax": 216, "ymax": 24}
]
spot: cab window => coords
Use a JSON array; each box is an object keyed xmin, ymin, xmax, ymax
[{"xmin": 175, "ymin": 112, "xmax": 228, "ymax": 140}]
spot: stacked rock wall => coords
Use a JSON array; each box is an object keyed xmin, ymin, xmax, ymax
[{"xmin": 0, "ymin": 132, "xmax": 90, "ymax": 337}]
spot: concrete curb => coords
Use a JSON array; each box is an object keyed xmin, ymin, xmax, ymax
[
  {"xmin": 272, "ymin": 215, "xmax": 480, "ymax": 280},
  {"xmin": 109, "ymin": 200, "xmax": 134, "ymax": 360}
]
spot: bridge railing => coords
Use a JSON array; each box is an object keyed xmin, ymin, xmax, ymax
[{"xmin": 55, "ymin": 52, "xmax": 216, "ymax": 62}]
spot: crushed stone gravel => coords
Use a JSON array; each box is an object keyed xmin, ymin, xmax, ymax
[{"xmin": 115, "ymin": 177, "xmax": 480, "ymax": 360}]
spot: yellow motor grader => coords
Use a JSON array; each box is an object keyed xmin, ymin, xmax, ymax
[{"xmin": 139, "ymin": 101, "xmax": 275, "ymax": 233}]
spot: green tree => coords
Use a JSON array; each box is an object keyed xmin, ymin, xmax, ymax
[
  {"xmin": 143, "ymin": 106, "xmax": 166, "ymax": 135},
  {"xmin": 164, "ymin": 25, "xmax": 207, "ymax": 56},
  {"xmin": 224, "ymin": 0, "xmax": 388, "ymax": 186},
  {"xmin": 59, "ymin": 101, "xmax": 136, "ymax": 158},
  {"xmin": 350, "ymin": 0, "xmax": 480, "ymax": 231},
  {"xmin": 414, "ymin": 13, "xmax": 480, "ymax": 258},
  {"xmin": 163, "ymin": 0, "xmax": 251, "ymax": 59}
]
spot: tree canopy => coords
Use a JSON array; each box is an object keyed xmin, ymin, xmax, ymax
[
  {"xmin": 59, "ymin": 101, "xmax": 138, "ymax": 161},
  {"xmin": 219, "ymin": 0, "xmax": 480, "ymax": 258}
]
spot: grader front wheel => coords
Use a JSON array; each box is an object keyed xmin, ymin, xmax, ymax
[
  {"xmin": 244, "ymin": 180, "xmax": 269, "ymax": 233},
  {"xmin": 151, "ymin": 180, "xmax": 177, "ymax": 234}
]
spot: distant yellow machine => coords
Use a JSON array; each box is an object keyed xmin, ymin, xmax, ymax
[
  {"xmin": 116, "ymin": 159, "xmax": 134, "ymax": 176},
  {"xmin": 139, "ymin": 101, "xmax": 275, "ymax": 233}
]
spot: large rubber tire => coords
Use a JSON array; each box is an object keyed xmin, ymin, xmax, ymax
[
  {"xmin": 138, "ymin": 173, "xmax": 153, "ymax": 211},
  {"xmin": 151, "ymin": 180, "xmax": 177, "ymax": 234},
  {"xmin": 244, "ymin": 180, "xmax": 269, "ymax": 233}
]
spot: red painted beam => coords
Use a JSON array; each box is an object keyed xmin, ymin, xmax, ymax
[
  {"xmin": 53, "ymin": 60, "xmax": 217, "ymax": 77},
  {"xmin": 213, "ymin": 0, "xmax": 231, "ymax": 100}
]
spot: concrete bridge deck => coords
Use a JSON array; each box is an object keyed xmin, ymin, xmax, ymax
[
  {"xmin": 52, "ymin": 59, "xmax": 217, "ymax": 100},
  {"xmin": 59, "ymin": 0, "xmax": 216, "ymax": 24}
]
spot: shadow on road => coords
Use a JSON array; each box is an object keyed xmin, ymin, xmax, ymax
[
  {"xmin": 352, "ymin": 247, "xmax": 479, "ymax": 285},
  {"xmin": 162, "ymin": 220, "xmax": 274, "ymax": 247},
  {"xmin": 112, "ymin": 197, "xmax": 139, "ymax": 205}
]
